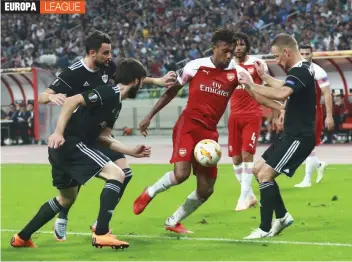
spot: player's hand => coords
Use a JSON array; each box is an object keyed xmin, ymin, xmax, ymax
[
  {"xmin": 238, "ymin": 71, "xmax": 254, "ymax": 85},
  {"xmin": 325, "ymin": 115, "xmax": 334, "ymax": 131},
  {"xmin": 276, "ymin": 110, "xmax": 285, "ymax": 132},
  {"xmin": 160, "ymin": 71, "xmax": 177, "ymax": 88},
  {"xmin": 132, "ymin": 145, "xmax": 151, "ymax": 158},
  {"xmin": 48, "ymin": 132, "xmax": 65, "ymax": 149},
  {"xmin": 49, "ymin": 93, "xmax": 67, "ymax": 106},
  {"xmin": 139, "ymin": 117, "xmax": 151, "ymax": 137},
  {"xmin": 254, "ymin": 60, "xmax": 266, "ymax": 78}
]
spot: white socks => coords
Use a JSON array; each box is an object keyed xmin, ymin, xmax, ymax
[
  {"xmin": 304, "ymin": 150, "xmax": 321, "ymax": 183},
  {"xmin": 233, "ymin": 163, "xmax": 243, "ymax": 184},
  {"xmin": 147, "ymin": 171, "xmax": 177, "ymax": 198},
  {"xmin": 166, "ymin": 190, "xmax": 205, "ymax": 226},
  {"xmin": 239, "ymin": 162, "xmax": 254, "ymax": 201}
]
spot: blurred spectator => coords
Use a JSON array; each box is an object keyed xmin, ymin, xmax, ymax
[
  {"xmin": 1, "ymin": 0, "xmax": 351, "ymax": 75},
  {"xmin": 26, "ymin": 103, "xmax": 35, "ymax": 142},
  {"xmin": 11, "ymin": 104, "xmax": 30, "ymax": 144}
]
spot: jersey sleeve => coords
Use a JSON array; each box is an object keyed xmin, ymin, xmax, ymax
[
  {"xmin": 177, "ymin": 60, "xmax": 197, "ymax": 86},
  {"xmin": 313, "ymin": 64, "xmax": 329, "ymax": 88},
  {"xmin": 285, "ymin": 67, "xmax": 309, "ymax": 93},
  {"xmin": 49, "ymin": 68, "xmax": 76, "ymax": 95},
  {"xmin": 82, "ymin": 85, "xmax": 119, "ymax": 108}
]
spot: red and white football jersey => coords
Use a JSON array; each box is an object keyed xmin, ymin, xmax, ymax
[
  {"xmin": 312, "ymin": 63, "xmax": 330, "ymax": 109},
  {"xmin": 229, "ymin": 56, "xmax": 269, "ymax": 117},
  {"xmin": 177, "ymin": 57, "xmax": 240, "ymax": 128}
]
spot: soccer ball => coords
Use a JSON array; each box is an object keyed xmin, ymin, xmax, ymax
[{"xmin": 194, "ymin": 139, "xmax": 222, "ymax": 167}]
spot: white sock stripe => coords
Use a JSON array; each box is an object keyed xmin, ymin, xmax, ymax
[
  {"xmin": 80, "ymin": 143, "xmax": 108, "ymax": 166},
  {"xmin": 48, "ymin": 199, "xmax": 60, "ymax": 213},
  {"xmin": 260, "ymin": 184, "xmax": 275, "ymax": 190},
  {"xmin": 275, "ymin": 141, "xmax": 300, "ymax": 172},
  {"xmin": 124, "ymin": 170, "xmax": 132, "ymax": 175},
  {"xmin": 105, "ymin": 184, "xmax": 121, "ymax": 193},
  {"xmin": 105, "ymin": 183, "xmax": 121, "ymax": 192},
  {"xmin": 125, "ymin": 173, "xmax": 133, "ymax": 177},
  {"xmin": 76, "ymin": 143, "xmax": 106, "ymax": 167}
]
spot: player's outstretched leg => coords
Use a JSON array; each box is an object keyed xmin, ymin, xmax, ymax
[
  {"xmin": 90, "ymin": 166, "xmax": 133, "ymax": 232},
  {"xmin": 92, "ymin": 162, "xmax": 129, "ymax": 250},
  {"xmin": 134, "ymin": 162, "xmax": 191, "ymax": 215},
  {"xmin": 165, "ymin": 166, "xmax": 216, "ymax": 234},
  {"xmin": 12, "ymin": 188, "xmax": 77, "ymax": 247},
  {"xmin": 53, "ymin": 185, "xmax": 81, "ymax": 241}
]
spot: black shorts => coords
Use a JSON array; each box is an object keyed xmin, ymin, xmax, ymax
[
  {"xmin": 49, "ymin": 137, "xmax": 111, "ymax": 189},
  {"xmin": 262, "ymin": 134, "xmax": 315, "ymax": 177},
  {"xmin": 93, "ymin": 143, "xmax": 125, "ymax": 162}
]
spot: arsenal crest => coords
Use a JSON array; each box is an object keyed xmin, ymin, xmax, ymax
[
  {"xmin": 179, "ymin": 148, "xmax": 187, "ymax": 157},
  {"xmin": 248, "ymin": 67, "xmax": 255, "ymax": 75},
  {"xmin": 102, "ymin": 74, "xmax": 108, "ymax": 83},
  {"xmin": 227, "ymin": 73, "xmax": 235, "ymax": 81}
]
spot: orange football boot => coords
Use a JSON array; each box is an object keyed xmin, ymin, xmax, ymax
[
  {"xmin": 11, "ymin": 234, "xmax": 37, "ymax": 248},
  {"xmin": 92, "ymin": 233, "xmax": 129, "ymax": 250}
]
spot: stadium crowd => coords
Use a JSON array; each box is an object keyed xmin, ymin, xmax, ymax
[{"xmin": 1, "ymin": 0, "xmax": 351, "ymax": 75}]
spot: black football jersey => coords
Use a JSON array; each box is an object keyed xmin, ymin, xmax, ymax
[
  {"xmin": 49, "ymin": 59, "xmax": 116, "ymax": 97},
  {"xmin": 283, "ymin": 61, "xmax": 316, "ymax": 137},
  {"xmin": 64, "ymin": 85, "xmax": 122, "ymax": 144}
]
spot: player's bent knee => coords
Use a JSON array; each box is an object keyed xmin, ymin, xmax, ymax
[
  {"xmin": 197, "ymin": 187, "xmax": 214, "ymax": 200},
  {"xmin": 99, "ymin": 161, "xmax": 125, "ymax": 183},
  {"xmin": 232, "ymin": 156, "xmax": 242, "ymax": 165},
  {"xmin": 174, "ymin": 162, "xmax": 191, "ymax": 183},
  {"xmin": 56, "ymin": 195, "xmax": 76, "ymax": 208},
  {"xmin": 242, "ymin": 152, "xmax": 254, "ymax": 162},
  {"xmin": 257, "ymin": 166, "xmax": 275, "ymax": 183}
]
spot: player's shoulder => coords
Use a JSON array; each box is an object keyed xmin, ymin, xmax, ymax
[
  {"xmin": 311, "ymin": 62, "xmax": 327, "ymax": 75},
  {"xmin": 246, "ymin": 55, "xmax": 266, "ymax": 65},
  {"xmin": 289, "ymin": 61, "xmax": 312, "ymax": 74},
  {"xmin": 67, "ymin": 59, "xmax": 85, "ymax": 72},
  {"xmin": 185, "ymin": 57, "xmax": 214, "ymax": 69}
]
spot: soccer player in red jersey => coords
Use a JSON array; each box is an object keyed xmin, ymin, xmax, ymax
[
  {"xmin": 133, "ymin": 27, "xmax": 282, "ymax": 234},
  {"xmin": 294, "ymin": 45, "xmax": 334, "ymax": 187},
  {"xmin": 228, "ymin": 33, "xmax": 271, "ymax": 211}
]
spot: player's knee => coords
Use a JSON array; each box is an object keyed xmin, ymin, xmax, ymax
[
  {"xmin": 56, "ymin": 195, "xmax": 76, "ymax": 208},
  {"xmin": 257, "ymin": 167, "xmax": 274, "ymax": 183},
  {"xmin": 242, "ymin": 152, "xmax": 254, "ymax": 162},
  {"xmin": 100, "ymin": 162, "xmax": 125, "ymax": 183},
  {"xmin": 232, "ymin": 156, "xmax": 242, "ymax": 165},
  {"xmin": 174, "ymin": 163, "xmax": 191, "ymax": 183},
  {"xmin": 197, "ymin": 187, "xmax": 214, "ymax": 200}
]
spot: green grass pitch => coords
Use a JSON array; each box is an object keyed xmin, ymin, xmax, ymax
[{"xmin": 1, "ymin": 164, "xmax": 352, "ymax": 260}]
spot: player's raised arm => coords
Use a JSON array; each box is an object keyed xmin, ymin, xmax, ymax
[
  {"xmin": 239, "ymin": 69, "xmax": 293, "ymax": 100},
  {"xmin": 143, "ymin": 71, "xmax": 177, "ymax": 87},
  {"xmin": 139, "ymin": 63, "xmax": 193, "ymax": 136},
  {"xmin": 39, "ymin": 69, "xmax": 75, "ymax": 105},
  {"xmin": 99, "ymin": 128, "xmax": 151, "ymax": 158},
  {"xmin": 254, "ymin": 60, "xmax": 285, "ymax": 88}
]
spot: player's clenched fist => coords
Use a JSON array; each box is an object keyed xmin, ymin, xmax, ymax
[
  {"xmin": 161, "ymin": 71, "xmax": 177, "ymax": 88},
  {"xmin": 48, "ymin": 132, "xmax": 65, "ymax": 148},
  {"xmin": 49, "ymin": 93, "xmax": 67, "ymax": 106},
  {"xmin": 139, "ymin": 117, "xmax": 151, "ymax": 137},
  {"xmin": 132, "ymin": 145, "xmax": 151, "ymax": 158},
  {"xmin": 254, "ymin": 60, "xmax": 266, "ymax": 78},
  {"xmin": 238, "ymin": 71, "xmax": 254, "ymax": 85}
]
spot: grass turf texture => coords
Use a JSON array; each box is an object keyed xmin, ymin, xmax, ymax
[{"xmin": 1, "ymin": 164, "xmax": 352, "ymax": 261}]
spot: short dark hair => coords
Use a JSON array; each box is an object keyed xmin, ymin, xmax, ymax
[
  {"xmin": 299, "ymin": 44, "xmax": 313, "ymax": 52},
  {"xmin": 270, "ymin": 33, "xmax": 298, "ymax": 50},
  {"xmin": 85, "ymin": 30, "xmax": 111, "ymax": 54},
  {"xmin": 114, "ymin": 58, "xmax": 147, "ymax": 84},
  {"xmin": 234, "ymin": 32, "xmax": 251, "ymax": 53},
  {"xmin": 212, "ymin": 26, "xmax": 235, "ymax": 45}
]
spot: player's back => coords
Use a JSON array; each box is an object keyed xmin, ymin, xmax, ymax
[
  {"xmin": 312, "ymin": 62, "xmax": 329, "ymax": 108},
  {"xmin": 64, "ymin": 85, "xmax": 122, "ymax": 144},
  {"xmin": 230, "ymin": 56, "xmax": 267, "ymax": 117},
  {"xmin": 179, "ymin": 57, "xmax": 239, "ymax": 129},
  {"xmin": 50, "ymin": 59, "xmax": 116, "ymax": 97}
]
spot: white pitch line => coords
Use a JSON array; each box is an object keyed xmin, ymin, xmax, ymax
[{"xmin": 2, "ymin": 229, "xmax": 352, "ymax": 247}]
